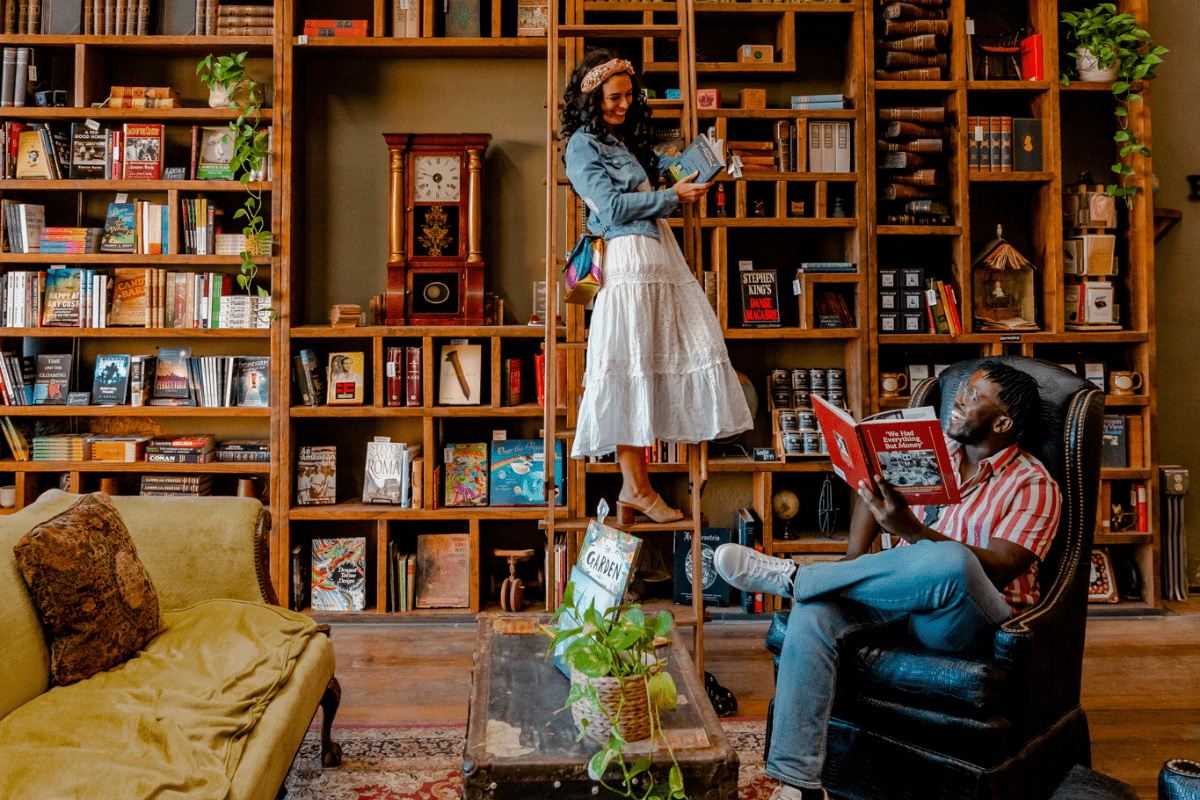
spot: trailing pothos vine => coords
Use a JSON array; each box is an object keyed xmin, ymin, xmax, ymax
[
  {"xmin": 196, "ymin": 52, "xmax": 274, "ymax": 317},
  {"xmin": 546, "ymin": 586, "xmax": 687, "ymax": 800},
  {"xmin": 1060, "ymin": 4, "xmax": 1167, "ymax": 207}
]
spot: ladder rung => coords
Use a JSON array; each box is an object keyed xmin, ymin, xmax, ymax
[{"xmin": 558, "ymin": 24, "xmax": 681, "ymax": 38}]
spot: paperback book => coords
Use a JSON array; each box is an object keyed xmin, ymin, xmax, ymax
[
  {"xmin": 673, "ymin": 527, "xmax": 734, "ymax": 607},
  {"xmin": 311, "ymin": 537, "xmax": 366, "ymax": 612},
  {"xmin": 293, "ymin": 348, "xmax": 325, "ymax": 406},
  {"xmin": 551, "ymin": 520, "xmax": 642, "ymax": 677},
  {"xmin": 32, "ymin": 354, "xmax": 70, "ymax": 404},
  {"xmin": 235, "ymin": 356, "xmax": 270, "ymax": 407},
  {"xmin": 444, "ymin": 442, "xmax": 488, "ymax": 507},
  {"xmin": 489, "ymin": 438, "xmax": 564, "ymax": 506},
  {"xmin": 91, "ymin": 354, "xmax": 130, "ymax": 405},
  {"xmin": 363, "ymin": 437, "xmax": 419, "ymax": 505},
  {"xmin": 296, "ymin": 445, "xmax": 337, "ymax": 505},
  {"xmin": 414, "ymin": 533, "xmax": 470, "ymax": 609},
  {"xmin": 153, "ymin": 346, "xmax": 192, "ymax": 398},
  {"xmin": 326, "ymin": 352, "xmax": 365, "ymax": 405},
  {"xmin": 813, "ymin": 393, "xmax": 960, "ymax": 506},
  {"xmin": 100, "ymin": 203, "xmax": 137, "ymax": 253},
  {"xmin": 666, "ymin": 129, "xmax": 727, "ymax": 183},
  {"xmin": 740, "ymin": 267, "xmax": 781, "ymax": 328}
]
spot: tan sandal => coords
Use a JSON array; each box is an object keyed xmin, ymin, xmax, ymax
[{"xmin": 616, "ymin": 494, "xmax": 684, "ymax": 525}]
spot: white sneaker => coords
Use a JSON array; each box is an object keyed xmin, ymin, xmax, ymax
[
  {"xmin": 768, "ymin": 784, "xmax": 828, "ymax": 800},
  {"xmin": 713, "ymin": 543, "xmax": 797, "ymax": 599}
]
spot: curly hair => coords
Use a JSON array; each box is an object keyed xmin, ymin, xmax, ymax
[
  {"xmin": 559, "ymin": 49, "xmax": 659, "ymax": 178},
  {"xmin": 979, "ymin": 359, "xmax": 1042, "ymax": 439}
]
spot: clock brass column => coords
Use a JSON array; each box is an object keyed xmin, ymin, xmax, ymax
[{"xmin": 382, "ymin": 133, "xmax": 491, "ymax": 325}]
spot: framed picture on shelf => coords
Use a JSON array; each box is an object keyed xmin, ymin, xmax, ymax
[{"xmin": 1088, "ymin": 547, "xmax": 1119, "ymax": 604}]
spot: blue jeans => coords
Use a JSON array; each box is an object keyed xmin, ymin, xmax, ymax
[{"xmin": 766, "ymin": 540, "xmax": 1013, "ymax": 790}]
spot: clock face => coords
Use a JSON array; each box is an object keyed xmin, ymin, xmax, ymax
[{"xmin": 413, "ymin": 155, "xmax": 461, "ymax": 203}]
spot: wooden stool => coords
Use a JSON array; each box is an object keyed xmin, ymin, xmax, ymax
[{"xmin": 495, "ymin": 548, "xmax": 535, "ymax": 611}]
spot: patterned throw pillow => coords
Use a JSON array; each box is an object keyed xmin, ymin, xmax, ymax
[{"xmin": 13, "ymin": 492, "xmax": 164, "ymax": 685}]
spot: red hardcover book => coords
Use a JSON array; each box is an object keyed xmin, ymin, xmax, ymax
[
  {"xmin": 386, "ymin": 346, "xmax": 404, "ymax": 406},
  {"xmin": 1020, "ymin": 34, "xmax": 1043, "ymax": 81},
  {"xmin": 121, "ymin": 123, "xmax": 163, "ymax": 180},
  {"xmin": 813, "ymin": 393, "xmax": 961, "ymax": 506},
  {"xmin": 303, "ymin": 19, "xmax": 369, "ymax": 36},
  {"xmin": 405, "ymin": 345, "xmax": 421, "ymax": 407},
  {"xmin": 503, "ymin": 356, "xmax": 523, "ymax": 406},
  {"xmin": 534, "ymin": 353, "xmax": 546, "ymax": 407},
  {"xmin": 944, "ymin": 283, "xmax": 963, "ymax": 334},
  {"xmin": 1136, "ymin": 482, "xmax": 1148, "ymax": 532}
]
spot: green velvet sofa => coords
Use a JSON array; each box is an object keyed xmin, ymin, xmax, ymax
[{"xmin": 0, "ymin": 490, "xmax": 341, "ymax": 800}]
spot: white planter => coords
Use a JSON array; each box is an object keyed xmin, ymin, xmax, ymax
[
  {"xmin": 208, "ymin": 80, "xmax": 252, "ymax": 109},
  {"xmin": 1076, "ymin": 47, "xmax": 1119, "ymax": 82}
]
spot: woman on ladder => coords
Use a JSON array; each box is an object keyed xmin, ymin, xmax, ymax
[{"xmin": 561, "ymin": 49, "xmax": 753, "ymax": 524}]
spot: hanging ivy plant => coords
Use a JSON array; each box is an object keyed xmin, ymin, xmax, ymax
[
  {"xmin": 196, "ymin": 52, "xmax": 274, "ymax": 318},
  {"xmin": 1059, "ymin": 4, "xmax": 1167, "ymax": 207}
]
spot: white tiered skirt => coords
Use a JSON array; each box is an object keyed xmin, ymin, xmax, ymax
[{"xmin": 571, "ymin": 215, "xmax": 754, "ymax": 458}]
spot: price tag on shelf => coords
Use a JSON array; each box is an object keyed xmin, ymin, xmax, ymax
[
  {"xmin": 115, "ymin": 193, "xmax": 128, "ymax": 203},
  {"xmin": 297, "ymin": 34, "xmax": 308, "ymax": 44},
  {"xmin": 792, "ymin": 278, "xmax": 802, "ymax": 296},
  {"xmin": 975, "ymin": 124, "xmax": 984, "ymax": 141},
  {"xmin": 85, "ymin": 118, "xmax": 100, "ymax": 131},
  {"xmin": 965, "ymin": 19, "xmax": 975, "ymax": 35},
  {"xmin": 28, "ymin": 66, "xmax": 36, "ymax": 81}
]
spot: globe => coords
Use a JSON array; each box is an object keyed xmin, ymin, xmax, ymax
[{"xmin": 772, "ymin": 489, "xmax": 800, "ymax": 541}]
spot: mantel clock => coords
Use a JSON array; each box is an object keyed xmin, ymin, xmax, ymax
[{"xmin": 382, "ymin": 133, "xmax": 491, "ymax": 325}]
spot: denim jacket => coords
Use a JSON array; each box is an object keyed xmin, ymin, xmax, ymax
[{"xmin": 565, "ymin": 129, "xmax": 679, "ymax": 241}]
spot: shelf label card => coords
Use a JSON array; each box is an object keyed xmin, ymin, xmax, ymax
[
  {"xmin": 85, "ymin": 118, "xmax": 100, "ymax": 131},
  {"xmin": 115, "ymin": 193, "xmax": 128, "ymax": 203},
  {"xmin": 297, "ymin": 34, "xmax": 308, "ymax": 44}
]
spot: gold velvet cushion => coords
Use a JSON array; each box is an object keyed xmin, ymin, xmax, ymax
[{"xmin": 12, "ymin": 492, "xmax": 164, "ymax": 685}]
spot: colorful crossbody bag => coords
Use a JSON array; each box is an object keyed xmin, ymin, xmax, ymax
[{"xmin": 563, "ymin": 224, "xmax": 609, "ymax": 306}]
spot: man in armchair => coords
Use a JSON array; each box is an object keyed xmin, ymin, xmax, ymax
[{"xmin": 715, "ymin": 359, "xmax": 1062, "ymax": 800}]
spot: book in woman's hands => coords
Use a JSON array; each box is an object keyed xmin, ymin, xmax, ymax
[
  {"xmin": 813, "ymin": 394, "xmax": 961, "ymax": 506},
  {"xmin": 667, "ymin": 130, "xmax": 728, "ymax": 183}
]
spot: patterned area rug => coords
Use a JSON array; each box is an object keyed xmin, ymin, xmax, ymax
[{"xmin": 284, "ymin": 719, "xmax": 772, "ymax": 799}]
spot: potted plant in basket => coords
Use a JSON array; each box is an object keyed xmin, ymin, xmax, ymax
[
  {"xmin": 196, "ymin": 52, "xmax": 274, "ymax": 315},
  {"xmin": 1060, "ymin": 4, "xmax": 1167, "ymax": 206},
  {"xmin": 545, "ymin": 584, "xmax": 688, "ymax": 800}
]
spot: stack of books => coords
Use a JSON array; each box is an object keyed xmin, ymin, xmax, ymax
[
  {"xmin": 32, "ymin": 434, "xmax": 91, "ymax": 462},
  {"xmin": 145, "ymin": 435, "xmax": 216, "ymax": 464},
  {"xmin": 216, "ymin": 4, "xmax": 275, "ymax": 36},
  {"xmin": 140, "ymin": 474, "xmax": 212, "ymax": 497},
  {"xmin": 40, "ymin": 228, "xmax": 103, "ymax": 255},
  {"xmin": 89, "ymin": 435, "xmax": 152, "ymax": 462},
  {"xmin": 217, "ymin": 439, "xmax": 270, "ymax": 462},
  {"xmin": 876, "ymin": 105, "xmax": 951, "ymax": 226},
  {"xmin": 84, "ymin": 0, "xmax": 154, "ymax": 35},
  {"xmin": 874, "ymin": 2, "xmax": 950, "ymax": 81},
  {"xmin": 330, "ymin": 304, "xmax": 361, "ymax": 327}
]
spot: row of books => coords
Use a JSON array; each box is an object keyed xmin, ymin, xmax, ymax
[
  {"xmin": 968, "ymin": 116, "xmax": 1042, "ymax": 173},
  {"xmin": 1099, "ymin": 480, "xmax": 1149, "ymax": 535},
  {"xmin": 295, "ymin": 439, "xmax": 565, "ymax": 509},
  {"xmin": 1, "ymin": 0, "xmax": 274, "ymax": 36},
  {"xmin": 304, "ymin": 534, "xmax": 470, "ymax": 612},
  {"xmin": 586, "ymin": 440, "xmax": 695, "ymax": 465},
  {"xmin": 0, "ymin": 267, "xmax": 268, "ymax": 329},
  {"xmin": 874, "ymin": 7, "xmax": 949, "ymax": 81},
  {"xmin": 89, "ymin": 351, "xmax": 269, "ymax": 407},
  {"xmin": 0, "ymin": 47, "xmax": 36, "ymax": 108}
]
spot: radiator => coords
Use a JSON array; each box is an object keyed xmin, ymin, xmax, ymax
[{"xmin": 1161, "ymin": 466, "xmax": 1190, "ymax": 601}]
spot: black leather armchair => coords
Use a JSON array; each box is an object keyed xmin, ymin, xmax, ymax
[{"xmin": 764, "ymin": 356, "xmax": 1106, "ymax": 800}]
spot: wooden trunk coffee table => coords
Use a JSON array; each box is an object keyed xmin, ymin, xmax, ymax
[{"xmin": 463, "ymin": 613, "xmax": 739, "ymax": 800}]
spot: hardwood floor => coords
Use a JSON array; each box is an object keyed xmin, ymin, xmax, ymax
[{"xmin": 324, "ymin": 598, "xmax": 1200, "ymax": 799}]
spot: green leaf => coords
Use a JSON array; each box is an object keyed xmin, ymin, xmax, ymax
[
  {"xmin": 654, "ymin": 611, "xmax": 672, "ymax": 638},
  {"xmin": 669, "ymin": 764, "xmax": 685, "ymax": 795},
  {"xmin": 1111, "ymin": 164, "xmax": 1125, "ymax": 174},
  {"xmin": 566, "ymin": 682, "xmax": 585, "ymax": 705},
  {"xmin": 1114, "ymin": 106, "xmax": 1128, "ymax": 116},
  {"xmin": 1151, "ymin": 46, "xmax": 1168, "ymax": 56},
  {"xmin": 588, "ymin": 749, "xmax": 614, "ymax": 781},
  {"xmin": 1120, "ymin": 145, "xmax": 1133, "ymax": 157},
  {"xmin": 630, "ymin": 757, "xmax": 652, "ymax": 777},
  {"xmin": 648, "ymin": 672, "xmax": 678, "ymax": 711},
  {"xmin": 1114, "ymin": 130, "xmax": 1131, "ymax": 142},
  {"xmin": 1111, "ymin": 81, "xmax": 1130, "ymax": 95},
  {"xmin": 1060, "ymin": 73, "xmax": 1071, "ymax": 86},
  {"xmin": 1126, "ymin": 93, "xmax": 1141, "ymax": 102}
]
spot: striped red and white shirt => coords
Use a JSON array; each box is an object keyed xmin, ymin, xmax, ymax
[{"xmin": 906, "ymin": 435, "xmax": 1062, "ymax": 612}]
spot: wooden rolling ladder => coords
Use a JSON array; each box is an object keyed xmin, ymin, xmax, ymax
[{"xmin": 542, "ymin": 0, "xmax": 716, "ymax": 675}]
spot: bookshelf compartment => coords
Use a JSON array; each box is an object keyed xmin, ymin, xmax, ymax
[{"xmin": 430, "ymin": 336, "xmax": 492, "ymax": 411}]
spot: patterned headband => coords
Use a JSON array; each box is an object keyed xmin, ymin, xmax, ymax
[{"xmin": 581, "ymin": 58, "xmax": 634, "ymax": 92}]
